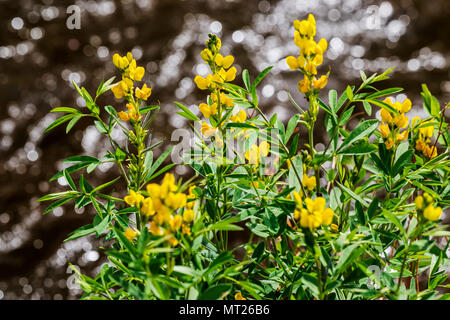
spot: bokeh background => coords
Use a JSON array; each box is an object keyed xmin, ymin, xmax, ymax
[{"xmin": 0, "ymin": 0, "xmax": 449, "ymax": 300}]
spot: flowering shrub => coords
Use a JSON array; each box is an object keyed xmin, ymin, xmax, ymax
[{"xmin": 40, "ymin": 14, "xmax": 450, "ymax": 300}]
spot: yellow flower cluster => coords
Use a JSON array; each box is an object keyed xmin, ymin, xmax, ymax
[
  {"xmin": 234, "ymin": 292, "xmax": 246, "ymax": 300},
  {"xmin": 415, "ymin": 193, "xmax": 442, "ymax": 221},
  {"xmin": 412, "ymin": 117, "xmax": 437, "ymax": 159},
  {"xmin": 245, "ymin": 141, "xmax": 270, "ymax": 166},
  {"xmin": 378, "ymin": 97, "xmax": 411, "ymax": 149},
  {"xmin": 302, "ymin": 164, "xmax": 316, "ymax": 191},
  {"xmin": 285, "ymin": 14, "xmax": 328, "ymax": 94},
  {"xmin": 111, "ymin": 52, "xmax": 152, "ymax": 122},
  {"xmin": 123, "ymin": 173, "xmax": 197, "ymax": 246},
  {"xmin": 292, "ymin": 191, "xmax": 334, "ymax": 231},
  {"xmin": 194, "ymin": 34, "xmax": 239, "ymax": 137}
]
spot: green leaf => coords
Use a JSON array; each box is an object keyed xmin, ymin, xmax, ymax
[
  {"xmin": 337, "ymin": 142, "xmax": 377, "ymax": 155},
  {"xmin": 198, "ymin": 284, "xmax": 232, "ymax": 300},
  {"xmin": 63, "ymin": 169, "xmax": 77, "ymax": 191},
  {"xmin": 337, "ymin": 119, "xmax": 378, "ymax": 152},
  {"xmin": 329, "ymin": 89, "xmax": 338, "ymax": 113},
  {"xmin": 336, "ymin": 181, "xmax": 369, "ymax": 207},
  {"xmin": 42, "ymin": 197, "xmax": 75, "ymax": 215},
  {"xmin": 251, "ymin": 66, "xmax": 273, "ymax": 93},
  {"xmin": 335, "ymin": 244, "xmax": 365, "ymax": 274},
  {"xmin": 66, "ymin": 115, "xmax": 83, "ymax": 133},
  {"xmin": 44, "ymin": 114, "xmax": 76, "ymax": 133},
  {"xmin": 242, "ymin": 69, "xmax": 251, "ymax": 91},
  {"xmin": 284, "ymin": 114, "xmax": 300, "ymax": 144},
  {"xmin": 362, "ymin": 100, "xmax": 372, "ymax": 116},
  {"xmin": 145, "ymin": 146, "xmax": 173, "ymax": 182},
  {"xmin": 392, "ymin": 150, "xmax": 414, "ymax": 176},
  {"xmin": 63, "ymin": 155, "xmax": 99, "ymax": 163},
  {"xmin": 366, "ymin": 87, "xmax": 403, "ymax": 100},
  {"xmin": 174, "ymin": 101, "xmax": 200, "ymax": 121},
  {"xmin": 225, "ymin": 122, "xmax": 259, "ymax": 130},
  {"xmin": 94, "ymin": 120, "xmax": 108, "ymax": 134},
  {"xmin": 366, "ymin": 98, "xmax": 399, "ymax": 115},
  {"xmin": 91, "ymin": 177, "xmax": 120, "ymax": 194},
  {"xmin": 346, "ymin": 85, "xmax": 354, "ymax": 101},
  {"xmin": 50, "ymin": 107, "xmax": 80, "ymax": 114}
]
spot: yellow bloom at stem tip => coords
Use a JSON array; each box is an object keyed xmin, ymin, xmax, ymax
[
  {"xmin": 423, "ymin": 205, "xmax": 442, "ymax": 221},
  {"xmin": 295, "ymin": 197, "xmax": 334, "ymax": 231},
  {"xmin": 135, "ymin": 84, "xmax": 152, "ymax": 100},
  {"xmin": 199, "ymin": 103, "xmax": 218, "ymax": 119},
  {"xmin": 124, "ymin": 190, "xmax": 144, "ymax": 206}
]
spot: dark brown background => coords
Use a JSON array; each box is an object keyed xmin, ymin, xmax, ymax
[{"xmin": 0, "ymin": 0, "xmax": 449, "ymax": 299}]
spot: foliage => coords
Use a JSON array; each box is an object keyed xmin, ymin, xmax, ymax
[{"xmin": 40, "ymin": 14, "xmax": 450, "ymax": 300}]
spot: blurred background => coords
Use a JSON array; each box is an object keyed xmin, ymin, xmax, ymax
[{"xmin": 0, "ymin": 0, "xmax": 449, "ymax": 300}]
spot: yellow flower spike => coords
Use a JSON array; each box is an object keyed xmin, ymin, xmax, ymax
[
  {"xmin": 235, "ymin": 292, "xmax": 246, "ymax": 300},
  {"xmin": 135, "ymin": 83, "xmax": 152, "ymax": 100},
  {"xmin": 141, "ymin": 197, "xmax": 155, "ymax": 216},
  {"xmin": 379, "ymin": 123, "xmax": 390, "ymax": 138},
  {"xmin": 302, "ymin": 174, "xmax": 317, "ymax": 191},
  {"xmin": 169, "ymin": 215, "xmax": 183, "ymax": 231},
  {"xmin": 118, "ymin": 111, "xmax": 130, "ymax": 121},
  {"xmin": 400, "ymin": 98, "xmax": 412, "ymax": 113},
  {"xmin": 201, "ymin": 122, "xmax": 217, "ymax": 137},
  {"xmin": 397, "ymin": 130, "xmax": 408, "ymax": 141},
  {"xmin": 124, "ymin": 190, "xmax": 144, "ymax": 206},
  {"xmin": 312, "ymin": 75, "xmax": 328, "ymax": 89},
  {"xmin": 183, "ymin": 209, "xmax": 194, "ymax": 223},
  {"xmin": 380, "ymin": 109, "xmax": 393, "ymax": 123},
  {"xmin": 415, "ymin": 196, "xmax": 424, "ymax": 210},
  {"xmin": 124, "ymin": 228, "xmax": 138, "ymax": 242},
  {"xmin": 194, "ymin": 75, "xmax": 209, "ymax": 90},
  {"xmin": 385, "ymin": 137, "xmax": 394, "ymax": 149},
  {"xmin": 286, "ymin": 56, "xmax": 300, "ymax": 70},
  {"xmin": 423, "ymin": 205, "xmax": 442, "ymax": 221},
  {"xmin": 394, "ymin": 114, "xmax": 408, "ymax": 129},
  {"xmin": 298, "ymin": 75, "xmax": 311, "ymax": 94}
]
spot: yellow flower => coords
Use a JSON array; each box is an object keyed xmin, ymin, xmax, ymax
[
  {"xmin": 124, "ymin": 190, "xmax": 144, "ymax": 206},
  {"xmin": 286, "ymin": 56, "xmax": 300, "ymax": 70},
  {"xmin": 397, "ymin": 130, "xmax": 408, "ymax": 141},
  {"xmin": 223, "ymin": 66, "xmax": 237, "ymax": 82},
  {"xmin": 183, "ymin": 209, "xmax": 194, "ymax": 223},
  {"xmin": 419, "ymin": 122, "xmax": 434, "ymax": 138},
  {"xmin": 379, "ymin": 123, "xmax": 390, "ymax": 138},
  {"xmin": 124, "ymin": 228, "xmax": 138, "ymax": 242},
  {"xmin": 415, "ymin": 196, "xmax": 424, "ymax": 210},
  {"xmin": 166, "ymin": 192, "xmax": 187, "ymax": 209},
  {"xmin": 298, "ymin": 197, "xmax": 334, "ymax": 231},
  {"xmin": 215, "ymin": 54, "xmax": 234, "ymax": 69},
  {"xmin": 128, "ymin": 60, "xmax": 145, "ymax": 81},
  {"xmin": 400, "ymin": 98, "xmax": 412, "ymax": 113},
  {"xmin": 111, "ymin": 78, "xmax": 133, "ymax": 99},
  {"xmin": 302, "ymin": 174, "xmax": 316, "ymax": 191},
  {"xmin": 312, "ymin": 75, "xmax": 327, "ymax": 89},
  {"xmin": 146, "ymin": 183, "xmax": 161, "ymax": 199},
  {"xmin": 385, "ymin": 137, "xmax": 394, "ymax": 149},
  {"xmin": 394, "ymin": 114, "xmax": 408, "ymax": 129},
  {"xmin": 235, "ymin": 292, "xmax": 246, "ymax": 300},
  {"xmin": 330, "ymin": 223, "xmax": 339, "ymax": 233},
  {"xmin": 200, "ymin": 48, "xmax": 212, "ymax": 62},
  {"xmin": 141, "ymin": 197, "xmax": 155, "ymax": 216},
  {"xmin": 169, "ymin": 215, "xmax": 183, "ymax": 231},
  {"xmin": 182, "ymin": 224, "xmax": 191, "ymax": 235},
  {"xmin": 380, "ymin": 109, "xmax": 393, "ymax": 124},
  {"xmin": 245, "ymin": 142, "xmax": 270, "ymax": 166},
  {"xmin": 317, "ymin": 38, "xmax": 328, "ymax": 53},
  {"xmin": 298, "ymin": 75, "xmax": 311, "ymax": 93},
  {"xmin": 423, "ymin": 204, "xmax": 442, "ymax": 221},
  {"xmin": 201, "ymin": 122, "xmax": 217, "ymax": 137},
  {"xmin": 160, "ymin": 173, "xmax": 178, "ymax": 199},
  {"xmin": 293, "ymin": 191, "xmax": 302, "ymax": 207},
  {"xmin": 424, "ymin": 144, "xmax": 437, "ymax": 159},
  {"xmin": 199, "ymin": 103, "xmax": 218, "ymax": 119},
  {"xmin": 231, "ymin": 110, "xmax": 247, "ymax": 123},
  {"xmin": 194, "ymin": 75, "xmax": 211, "ymax": 90},
  {"xmin": 135, "ymin": 84, "xmax": 152, "ymax": 100},
  {"xmin": 118, "ymin": 111, "xmax": 130, "ymax": 121}
]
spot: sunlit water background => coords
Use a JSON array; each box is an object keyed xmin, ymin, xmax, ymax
[{"xmin": 0, "ymin": 0, "xmax": 449, "ymax": 299}]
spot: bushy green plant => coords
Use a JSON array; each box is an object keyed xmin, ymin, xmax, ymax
[{"xmin": 40, "ymin": 14, "xmax": 450, "ymax": 300}]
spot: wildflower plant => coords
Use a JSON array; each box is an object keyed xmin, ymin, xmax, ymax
[{"xmin": 40, "ymin": 14, "xmax": 450, "ymax": 300}]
